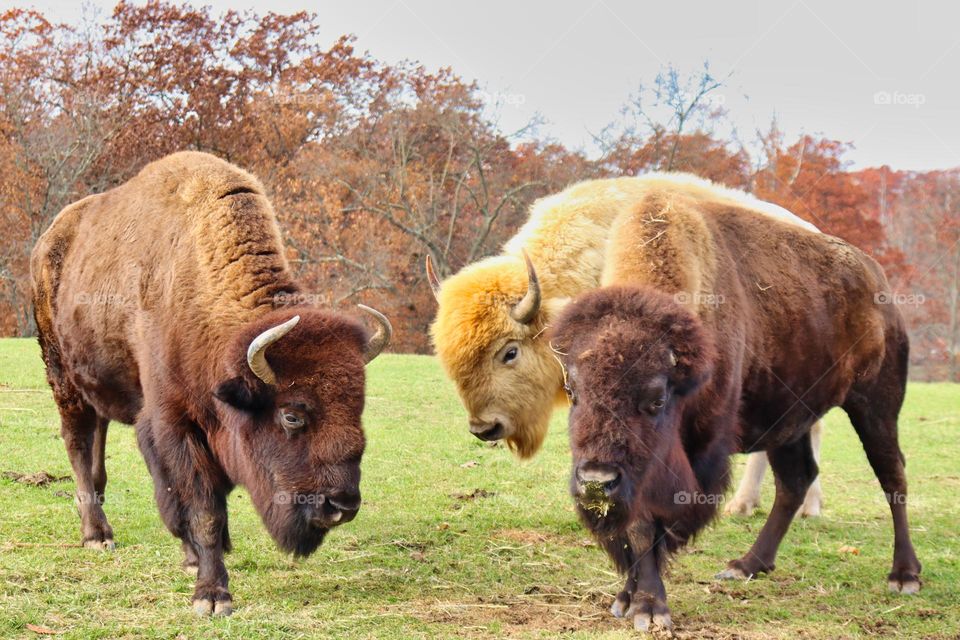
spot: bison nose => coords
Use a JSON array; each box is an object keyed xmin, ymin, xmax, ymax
[
  {"xmin": 469, "ymin": 419, "xmax": 505, "ymax": 442},
  {"xmin": 311, "ymin": 491, "xmax": 361, "ymax": 527},
  {"xmin": 576, "ymin": 462, "xmax": 622, "ymax": 497}
]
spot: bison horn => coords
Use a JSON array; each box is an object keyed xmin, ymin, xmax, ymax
[
  {"xmin": 247, "ymin": 315, "xmax": 301, "ymax": 385},
  {"xmin": 425, "ymin": 254, "xmax": 442, "ymax": 301},
  {"xmin": 510, "ymin": 250, "xmax": 541, "ymax": 324},
  {"xmin": 669, "ymin": 350, "xmax": 678, "ymax": 367},
  {"xmin": 358, "ymin": 304, "xmax": 392, "ymax": 363}
]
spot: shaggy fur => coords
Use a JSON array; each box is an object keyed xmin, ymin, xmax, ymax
[
  {"xmin": 549, "ymin": 192, "xmax": 921, "ymax": 630},
  {"xmin": 431, "ymin": 173, "xmax": 827, "ymax": 464},
  {"xmin": 32, "ymin": 151, "xmax": 377, "ymax": 615}
]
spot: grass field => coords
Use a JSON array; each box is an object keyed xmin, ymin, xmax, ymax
[{"xmin": 0, "ymin": 337, "xmax": 957, "ymax": 639}]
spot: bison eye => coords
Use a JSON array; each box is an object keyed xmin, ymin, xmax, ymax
[
  {"xmin": 499, "ymin": 344, "xmax": 520, "ymax": 365},
  {"xmin": 644, "ymin": 397, "xmax": 666, "ymax": 416},
  {"xmin": 279, "ymin": 410, "xmax": 306, "ymax": 431},
  {"xmin": 563, "ymin": 383, "xmax": 577, "ymax": 405}
]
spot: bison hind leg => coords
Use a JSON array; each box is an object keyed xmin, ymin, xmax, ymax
[
  {"xmin": 60, "ymin": 406, "xmax": 115, "ymax": 549},
  {"xmin": 843, "ymin": 352, "xmax": 921, "ymax": 594},
  {"xmin": 719, "ymin": 428, "xmax": 819, "ymax": 580},
  {"xmin": 797, "ymin": 419, "xmax": 825, "ymax": 517},
  {"xmin": 724, "ymin": 452, "xmax": 767, "ymax": 517}
]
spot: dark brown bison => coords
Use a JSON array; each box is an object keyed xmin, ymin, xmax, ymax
[
  {"xmin": 30, "ymin": 151, "xmax": 392, "ymax": 615},
  {"xmin": 548, "ymin": 191, "xmax": 921, "ymax": 632}
]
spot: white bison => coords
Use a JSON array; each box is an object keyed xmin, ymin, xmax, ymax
[{"xmin": 429, "ymin": 173, "xmax": 823, "ymax": 514}]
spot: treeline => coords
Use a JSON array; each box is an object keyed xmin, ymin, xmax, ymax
[{"xmin": 1, "ymin": 3, "xmax": 958, "ymax": 378}]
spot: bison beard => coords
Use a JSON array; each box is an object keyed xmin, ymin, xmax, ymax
[
  {"xmin": 550, "ymin": 196, "xmax": 921, "ymax": 631},
  {"xmin": 266, "ymin": 501, "xmax": 329, "ymax": 558},
  {"xmin": 31, "ymin": 151, "xmax": 391, "ymax": 615}
]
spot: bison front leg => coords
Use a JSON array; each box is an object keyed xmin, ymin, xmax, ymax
[
  {"xmin": 606, "ymin": 539, "xmax": 637, "ymax": 619},
  {"xmin": 597, "ymin": 533, "xmax": 640, "ymax": 619},
  {"xmin": 600, "ymin": 524, "xmax": 671, "ymax": 632},
  {"xmin": 186, "ymin": 506, "xmax": 232, "ymax": 616},
  {"xmin": 625, "ymin": 525, "xmax": 672, "ymax": 633},
  {"xmin": 137, "ymin": 417, "xmax": 234, "ymax": 616}
]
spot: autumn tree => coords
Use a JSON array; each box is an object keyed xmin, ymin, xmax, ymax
[
  {"xmin": 286, "ymin": 66, "xmax": 591, "ymax": 351},
  {"xmin": 598, "ymin": 62, "xmax": 750, "ymax": 186},
  {"xmin": 751, "ymin": 125, "xmax": 907, "ymax": 271},
  {"xmin": 1, "ymin": 4, "xmax": 957, "ymax": 374},
  {"xmin": 862, "ymin": 169, "xmax": 960, "ymax": 379},
  {"xmin": 0, "ymin": 8, "xmax": 130, "ymax": 333},
  {"xmin": 0, "ymin": 3, "xmax": 588, "ymax": 351}
]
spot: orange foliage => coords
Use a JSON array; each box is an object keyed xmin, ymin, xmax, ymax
[{"xmin": 0, "ymin": 3, "xmax": 955, "ymax": 373}]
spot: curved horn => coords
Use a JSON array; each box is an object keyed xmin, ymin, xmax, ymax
[
  {"xmin": 358, "ymin": 304, "xmax": 392, "ymax": 364},
  {"xmin": 425, "ymin": 254, "xmax": 442, "ymax": 301},
  {"xmin": 247, "ymin": 315, "xmax": 300, "ymax": 385},
  {"xmin": 510, "ymin": 250, "xmax": 541, "ymax": 324}
]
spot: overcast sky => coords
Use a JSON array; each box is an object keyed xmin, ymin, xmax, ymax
[{"xmin": 11, "ymin": 0, "xmax": 960, "ymax": 171}]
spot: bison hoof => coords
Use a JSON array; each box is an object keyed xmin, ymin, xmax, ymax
[
  {"xmin": 723, "ymin": 497, "xmax": 758, "ymax": 517},
  {"xmin": 717, "ymin": 557, "xmax": 772, "ymax": 581},
  {"xmin": 888, "ymin": 570, "xmax": 921, "ymax": 595},
  {"xmin": 628, "ymin": 598, "xmax": 673, "ymax": 634},
  {"xmin": 192, "ymin": 589, "xmax": 233, "ymax": 616},
  {"xmin": 83, "ymin": 538, "xmax": 115, "ymax": 551},
  {"xmin": 193, "ymin": 597, "xmax": 233, "ymax": 617},
  {"xmin": 715, "ymin": 566, "xmax": 751, "ymax": 581},
  {"xmin": 889, "ymin": 580, "xmax": 921, "ymax": 595},
  {"xmin": 798, "ymin": 497, "xmax": 822, "ymax": 518},
  {"xmin": 610, "ymin": 591, "xmax": 631, "ymax": 618},
  {"xmin": 633, "ymin": 610, "xmax": 673, "ymax": 634}
]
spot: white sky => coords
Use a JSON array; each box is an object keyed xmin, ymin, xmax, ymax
[{"xmin": 10, "ymin": 0, "xmax": 960, "ymax": 171}]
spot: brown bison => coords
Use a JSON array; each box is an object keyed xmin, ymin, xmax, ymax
[
  {"xmin": 429, "ymin": 174, "xmax": 824, "ymax": 516},
  {"xmin": 548, "ymin": 191, "xmax": 921, "ymax": 631},
  {"xmin": 31, "ymin": 151, "xmax": 391, "ymax": 615}
]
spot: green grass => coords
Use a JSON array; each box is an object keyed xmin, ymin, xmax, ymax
[{"xmin": 0, "ymin": 337, "xmax": 957, "ymax": 639}]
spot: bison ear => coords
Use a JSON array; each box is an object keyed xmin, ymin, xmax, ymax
[{"xmin": 214, "ymin": 376, "xmax": 267, "ymax": 412}]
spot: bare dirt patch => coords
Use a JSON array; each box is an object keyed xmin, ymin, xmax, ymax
[
  {"xmin": 494, "ymin": 528, "xmax": 594, "ymax": 547},
  {"xmin": 451, "ymin": 488, "xmax": 496, "ymax": 501},
  {"xmin": 396, "ymin": 590, "xmax": 784, "ymax": 639},
  {"xmin": 396, "ymin": 590, "xmax": 620, "ymax": 636},
  {"xmin": 494, "ymin": 529, "xmax": 559, "ymax": 545},
  {"xmin": 2, "ymin": 471, "xmax": 70, "ymax": 487}
]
